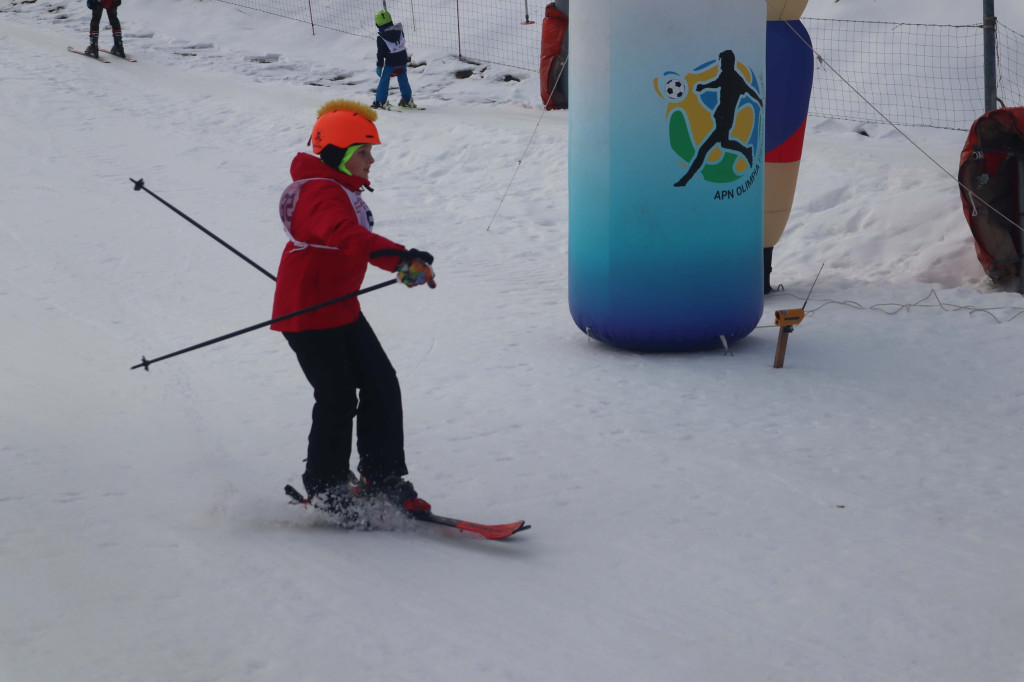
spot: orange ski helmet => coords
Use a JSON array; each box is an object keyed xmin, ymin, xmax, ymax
[{"xmin": 309, "ymin": 99, "xmax": 380, "ymax": 154}]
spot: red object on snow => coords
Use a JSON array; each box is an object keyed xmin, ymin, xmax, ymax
[
  {"xmin": 539, "ymin": 4, "xmax": 568, "ymax": 110},
  {"xmin": 958, "ymin": 107, "xmax": 1024, "ymax": 282}
]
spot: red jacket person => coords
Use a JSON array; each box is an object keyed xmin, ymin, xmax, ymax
[{"xmin": 272, "ymin": 99, "xmax": 435, "ymax": 516}]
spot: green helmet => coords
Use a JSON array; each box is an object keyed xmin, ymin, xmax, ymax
[{"xmin": 374, "ymin": 9, "xmax": 392, "ymax": 27}]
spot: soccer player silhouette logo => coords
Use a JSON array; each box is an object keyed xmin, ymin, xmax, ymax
[{"xmin": 674, "ymin": 50, "xmax": 763, "ymax": 188}]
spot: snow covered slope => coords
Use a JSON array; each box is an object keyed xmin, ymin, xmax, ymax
[{"xmin": 2, "ymin": 2, "xmax": 1023, "ymax": 681}]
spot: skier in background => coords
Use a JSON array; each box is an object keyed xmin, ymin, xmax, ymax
[
  {"xmin": 273, "ymin": 99, "xmax": 435, "ymax": 515},
  {"xmin": 83, "ymin": 0, "xmax": 125, "ymax": 59},
  {"xmin": 372, "ymin": 9, "xmax": 417, "ymax": 110}
]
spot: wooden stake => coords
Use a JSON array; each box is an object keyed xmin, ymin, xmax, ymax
[{"xmin": 773, "ymin": 326, "xmax": 792, "ymax": 368}]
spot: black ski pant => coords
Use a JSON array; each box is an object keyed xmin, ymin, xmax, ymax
[
  {"xmin": 284, "ymin": 314, "xmax": 407, "ymax": 491},
  {"xmin": 90, "ymin": 4, "xmax": 121, "ymax": 36}
]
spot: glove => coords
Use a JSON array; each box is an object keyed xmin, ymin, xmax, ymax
[
  {"xmin": 397, "ymin": 259, "xmax": 435, "ymax": 288},
  {"xmin": 376, "ymin": 66, "xmax": 383, "ymax": 78},
  {"xmin": 391, "ymin": 67, "xmax": 404, "ymax": 78},
  {"xmin": 86, "ymin": 0, "xmax": 95, "ymax": 7},
  {"xmin": 402, "ymin": 248, "xmax": 433, "ymax": 265},
  {"xmin": 395, "ymin": 249, "xmax": 436, "ymax": 288}
]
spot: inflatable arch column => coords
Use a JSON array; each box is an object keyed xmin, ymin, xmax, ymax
[
  {"xmin": 568, "ymin": 0, "xmax": 766, "ymax": 351},
  {"xmin": 765, "ymin": 0, "xmax": 814, "ymax": 293}
]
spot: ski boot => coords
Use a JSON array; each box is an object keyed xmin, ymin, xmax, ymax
[
  {"xmin": 370, "ymin": 100, "xmax": 391, "ymax": 110},
  {"xmin": 110, "ymin": 32, "xmax": 125, "ymax": 59},
  {"xmin": 303, "ymin": 470, "xmax": 357, "ymax": 514},
  {"xmin": 354, "ymin": 475, "xmax": 431, "ymax": 514},
  {"xmin": 397, "ymin": 97, "xmax": 417, "ymax": 109},
  {"xmin": 84, "ymin": 33, "xmax": 99, "ymax": 59}
]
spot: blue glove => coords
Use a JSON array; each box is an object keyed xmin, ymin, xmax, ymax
[
  {"xmin": 376, "ymin": 66, "xmax": 383, "ymax": 78},
  {"xmin": 86, "ymin": 0, "xmax": 95, "ymax": 7}
]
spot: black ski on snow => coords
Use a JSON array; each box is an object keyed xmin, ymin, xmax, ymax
[
  {"xmin": 67, "ymin": 46, "xmax": 109, "ymax": 62},
  {"xmin": 284, "ymin": 484, "xmax": 529, "ymax": 540},
  {"xmin": 100, "ymin": 49, "xmax": 137, "ymax": 62}
]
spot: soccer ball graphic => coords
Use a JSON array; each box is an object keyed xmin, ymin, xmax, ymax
[{"xmin": 664, "ymin": 79, "xmax": 686, "ymax": 101}]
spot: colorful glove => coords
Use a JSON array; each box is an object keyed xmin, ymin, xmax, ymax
[
  {"xmin": 376, "ymin": 66, "xmax": 383, "ymax": 78},
  {"xmin": 396, "ymin": 249, "xmax": 436, "ymax": 288}
]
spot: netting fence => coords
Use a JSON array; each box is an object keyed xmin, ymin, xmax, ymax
[
  {"xmin": 209, "ymin": 0, "xmax": 542, "ymax": 71},
  {"xmin": 804, "ymin": 18, "xmax": 1024, "ymax": 130},
  {"xmin": 210, "ymin": 0, "xmax": 1024, "ymax": 131}
]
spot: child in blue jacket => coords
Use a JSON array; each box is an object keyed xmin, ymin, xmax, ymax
[{"xmin": 372, "ymin": 10, "xmax": 416, "ymax": 110}]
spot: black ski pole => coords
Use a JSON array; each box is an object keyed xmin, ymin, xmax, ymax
[
  {"xmin": 130, "ymin": 177, "xmax": 277, "ymax": 282},
  {"xmin": 132, "ymin": 279, "xmax": 398, "ymax": 371}
]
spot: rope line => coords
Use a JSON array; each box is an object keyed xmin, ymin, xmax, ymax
[
  {"xmin": 757, "ymin": 288, "xmax": 1024, "ymax": 329},
  {"xmin": 486, "ymin": 55, "xmax": 568, "ymax": 232}
]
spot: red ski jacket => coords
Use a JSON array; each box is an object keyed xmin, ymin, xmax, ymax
[{"xmin": 271, "ymin": 153, "xmax": 404, "ymax": 332}]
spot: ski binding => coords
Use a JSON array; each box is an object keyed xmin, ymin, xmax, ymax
[
  {"xmin": 67, "ymin": 46, "xmax": 109, "ymax": 62},
  {"xmin": 100, "ymin": 49, "xmax": 137, "ymax": 62}
]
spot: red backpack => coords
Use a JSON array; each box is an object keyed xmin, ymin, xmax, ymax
[{"xmin": 958, "ymin": 107, "xmax": 1024, "ymax": 282}]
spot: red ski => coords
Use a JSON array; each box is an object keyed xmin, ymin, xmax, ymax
[
  {"xmin": 415, "ymin": 512, "xmax": 528, "ymax": 540},
  {"xmin": 284, "ymin": 484, "xmax": 529, "ymax": 540},
  {"xmin": 67, "ymin": 46, "xmax": 108, "ymax": 62},
  {"xmin": 100, "ymin": 49, "xmax": 137, "ymax": 62}
]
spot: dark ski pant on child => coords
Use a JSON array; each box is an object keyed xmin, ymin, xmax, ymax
[
  {"xmin": 90, "ymin": 4, "xmax": 121, "ymax": 34},
  {"xmin": 284, "ymin": 314, "xmax": 408, "ymax": 490}
]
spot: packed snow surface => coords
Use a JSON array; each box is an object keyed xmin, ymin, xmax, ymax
[{"xmin": 2, "ymin": 1, "xmax": 1023, "ymax": 681}]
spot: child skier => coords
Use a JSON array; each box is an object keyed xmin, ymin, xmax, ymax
[
  {"xmin": 83, "ymin": 0, "xmax": 124, "ymax": 59},
  {"xmin": 372, "ymin": 9, "xmax": 417, "ymax": 110},
  {"xmin": 273, "ymin": 99, "xmax": 435, "ymax": 514}
]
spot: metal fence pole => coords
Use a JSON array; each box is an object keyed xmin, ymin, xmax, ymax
[
  {"xmin": 455, "ymin": 0, "xmax": 463, "ymax": 60},
  {"xmin": 984, "ymin": 0, "xmax": 998, "ymax": 111}
]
